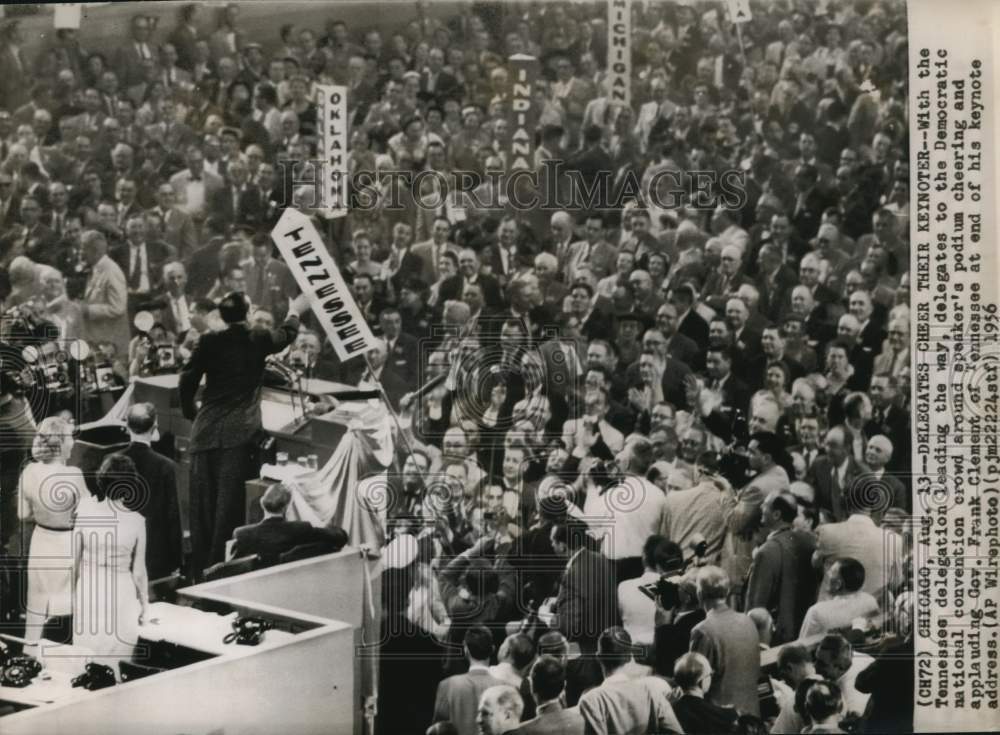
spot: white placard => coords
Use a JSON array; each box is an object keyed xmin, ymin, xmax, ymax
[
  {"xmin": 314, "ymin": 84, "xmax": 348, "ymax": 218},
  {"xmin": 607, "ymin": 0, "xmax": 632, "ymax": 107},
  {"xmin": 53, "ymin": 3, "xmax": 82, "ymax": 29},
  {"xmin": 271, "ymin": 208, "xmax": 376, "ymax": 362},
  {"xmin": 725, "ymin": 0, "xmax": 752, "ymax": 23}
]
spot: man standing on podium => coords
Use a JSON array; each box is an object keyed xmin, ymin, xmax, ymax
[{"xmin": 180, "ymin": 289, "xmax": 311, "ymax": 576}]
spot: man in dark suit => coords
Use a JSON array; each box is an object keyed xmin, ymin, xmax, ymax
[
  {"xmin": 790, "ymin": 164, "xmax": 835, "ymax": 241},
  {"xmin": 115, "ymin": 15, "xmax": 159, "ymax": 88},
  {"xmin": 379, "ymin": 307, "xmax": 419, "ymax": 390},
  {"xmin": 671, "ymin": 652, "xmax": 740, "ymax": 735},
  {"xmin": 355, "ymin": 338, "xmax": 409, "ymax": 411},
  {"xmin": 438, "ymin": 248, "xmax": 504, "ymax": 309},
  {"xmin": 701, "ymin": 244, "xmax": 752, "ymax": 313},
  {"xmin": 230, "ymin": 481, "xmax": 347, "ymax": 565},
  {"xmin": 755, "ymin": 243, "xmax": 799, "ymax": 322},
  {"xmin": 655, "ymin": 302, "xmax": 701, "ymax": 371},
  {"xmin": 513, "ymin": 656, "xmax": 585, "ymax": 735},
  {"xmin": 210, "ymin": 157, "xmax": 264, "ymax": 228},
  {"xmin": 180, "ymin": 291, "xmax": 310, "ymax": 573},
  {"xmin": 745, "ymin": 491, "xmax": 817, "ymax": 644},
  {"xmin": 549, "ymin": 520, "xmax": 618, "ymax": 653},
  {"xmin": 110, "ymin": 213, "xmax": 175, "ymax": 316},
  {"xmin": 670, "ymin": 284, "xmax": 710, "ymax": 353},
  {"xmin": 807, "ymin": 425, "xmax": 870, "ymax": 522},
  {"xmin": 115, "ymin": 403, "xmax": 184, "ymax": 580},
  {"xmin": 865, "ymin": 374, "xmax": 911, "ymax": 478},
  {"xmin": 1, "ymin": 196, "xmax": 58, "ymax": 266},
  {"xmin": 746, "ymin": 326, "xmax": 805, "ymax": 393},
  {"xmin": 420, "ymin": 47, "xmax": 462, "ymax": 104},
  {"xmin": 698, "ymin": 345, "xmax": 751, "ymax": 444}
]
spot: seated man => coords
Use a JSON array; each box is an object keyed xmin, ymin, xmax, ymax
[{"xmin": 229, "ymin": 482, "xmax": 348, "ymax": 565}]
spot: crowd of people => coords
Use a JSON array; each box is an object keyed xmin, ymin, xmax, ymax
[{"xmin": 0, "ymin": 1, "xmax": 916, "ymax": 733}]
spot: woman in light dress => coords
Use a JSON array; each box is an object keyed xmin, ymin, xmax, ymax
[
  {"xmin": 73, "ymin": 454, "xmax": 150, "ymax": 675},
  {"xmin": 19, "ymin": 416, "xmax": 88, "ymax": 647}
]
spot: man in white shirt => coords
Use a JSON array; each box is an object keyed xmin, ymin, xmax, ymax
[
  {"xmin": 617, "ymin": 535, "xmax": 683, "ymax": 654},
  {"xmin": 799, "ymin": 557, "xmax": 880, "ymax": 640},
  {"xmin": 581, "ymin": 436, "xmax": 666, "ymax": 583},
  {"xmin": 487, "ymin": 634, "xmax": 535, "ymax": 690}
]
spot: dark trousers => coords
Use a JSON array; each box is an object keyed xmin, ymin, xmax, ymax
[{"xmin": 189, "ymin": 444, "xmax": 255, "ymax": 575}]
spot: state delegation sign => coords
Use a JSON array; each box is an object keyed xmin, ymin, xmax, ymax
[
  {"xmin": 315, "ymin": 84, "xmax": 348, "ymax": 218},
  {"xmin": 271, "ymin": 208, "xmax": 376, "ymax": 361},
  {"xmin": 607, "ymin": 0, "xmax": 632, "ymax": 107}
]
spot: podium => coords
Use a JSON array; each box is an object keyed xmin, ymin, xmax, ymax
[{"xmin": 128, "ymin": 375, "xmax": 361, "ymax": 532}]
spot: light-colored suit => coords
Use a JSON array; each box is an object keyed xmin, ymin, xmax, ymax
[
  {"xmin": 433, "ymin": 668, "xmax": 504, "ymax": 735},
  {"xmin": 660, "ymin": 480, "xmax": 727, "ymax": 564},
  {"xmin": 513, "ymin": 700, "xmax": 585, "ymax": 735},
  {"xmin": 150, "ymin": 206, "xmax": 198, "ymax": 260},
  {"xmin": 815, "ymin": 514, "xmax": 903, "ymax": 602},
  {"xmin": 690, "ymin": 606, "xmax": 761, "ymax": 717},
  {"xmin": 82, "ymin": 255, "xmax": 131, "ymax": 357},
  {"xmin": 566, "ymin": 239, "xmax": 619, "ymax": 282}
]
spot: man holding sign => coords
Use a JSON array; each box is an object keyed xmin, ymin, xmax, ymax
[{"xmin": 180, "ymin": 287, "xmax": 312, "ymax": 574}]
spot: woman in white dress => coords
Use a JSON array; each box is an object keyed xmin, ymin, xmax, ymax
[
  {"xmin": 74, "ymin": 454, "xmax": 150, "ymax": 674},
  {"xmin": 19, "ymin": 416, "xmax": 88, "ymax": 646}
]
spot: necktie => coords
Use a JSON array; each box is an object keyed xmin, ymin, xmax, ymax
[
  {"xmin": 129, "ymin": 247, "xmax": 142, "ymax": 290},
  {"xmin": 256, "ymin": 263, "xmax": 267, "ymax": 304},
  {"xmin": 190, "ymin": 173, "xmax": 201, "ymax": 182}
]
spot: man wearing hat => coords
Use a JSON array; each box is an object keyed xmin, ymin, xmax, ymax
[{"xmin": 180, "ymin": 289, "xmax": 311, "ymax": 574}]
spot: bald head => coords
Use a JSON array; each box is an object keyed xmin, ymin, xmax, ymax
[{"xmin": 126, "ymin": 402, "xmax": 157, "ymax": 438}]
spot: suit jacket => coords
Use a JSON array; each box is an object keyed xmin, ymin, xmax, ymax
[
  {"xmin": 241, "ymin": 255, "xmax": 295, "ymax": 311},
  {"xmin": 410, "ymin": 239, "xmax": 460, "ymax": 285},
  {"xmin": 654, "ymin": 608, "xmax": 707, "ymax": 678},
  {"xmin": 434, "ymin": 668, "xmax": 505, "ymax": 735},
  {"xmin": 1, "ymin": 222, "xmax": 59, "ymax": 267},
  {"xmin": 744, "ymin": 527, "xmax": 818, "ymax": 644},
  {"xmin": 513, "ymin": 701, "xmax": 585, "ymax": 735},
  {"xmin": 82, "ymin": 255, "xmax": 131, "ymax": 357},
  {"xmin": 702, "ymin": 269, "xmax": 752, "ymax": 313},
  {"xmin": 702, "ymin": 373, "xmax": 751, "ymax": 444},
  {"xmin": 678, "ymin": 309, "xmax": 710, "ymax": 353},
  {"xmin": 114, "ymin": 442, "xmax": 183, "ymax": 579},
  {"xmin": 806, "ymin": 454, "xmax": 870, "ymax": 522},
  {"xmin": 551, "ymin": 547, "xmax": 620, "ymax": 647},
  {"xmin": 110, "ymin": 239, "xmax": 175, "ymax": 295},
  {"xmin": 420, "ymin": 69, "xmax": 462, "ymax": 103},
  {"xmin": 438, "ymin": 273, "xmax": 503, "ymax": 310},
  {"xmin": 690, "ymin": 607, "xmax": 761, "ymax": 717},
  {"xmin": 566, "ymin": 239, "xmax": 618, "ymax": 282},
  {"xmin": 673, "ymin": 694, "xmax": 739, "ymax": 735},
  {"xmin": 383, "ymin": 333, "xmax": 419, "ymax": 389},
  {"xmin": 210, "ymin": 182, "xmax": 266, "ymax": 228},
  {"xmin": 168, "ymin": 168, "xmax": 225, "ymax": 218},
  {"xmin": 625, "ymin": 356, "xmax": 693, "ymax": 411},
  {"xmin": 149, "ymin": 206, "xmax": 198, "ymax": 260},
  {"xmin": 815, "ymin": 514, "xmax": 902, "ymax": 600},
  {"xmin": 790, "ymin": 187, "xmax": 835, "ymax": 241},
  {"xmin": 231, "ymin": 516, "xmax": 348, "ymax": 566},
  {"xmin": 864, "ymin": 404, "xmax": 911, "ymax": 478},
  {"xmin": 540, "ymin": 339, "xmax": 584, "ymax": 398}
]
